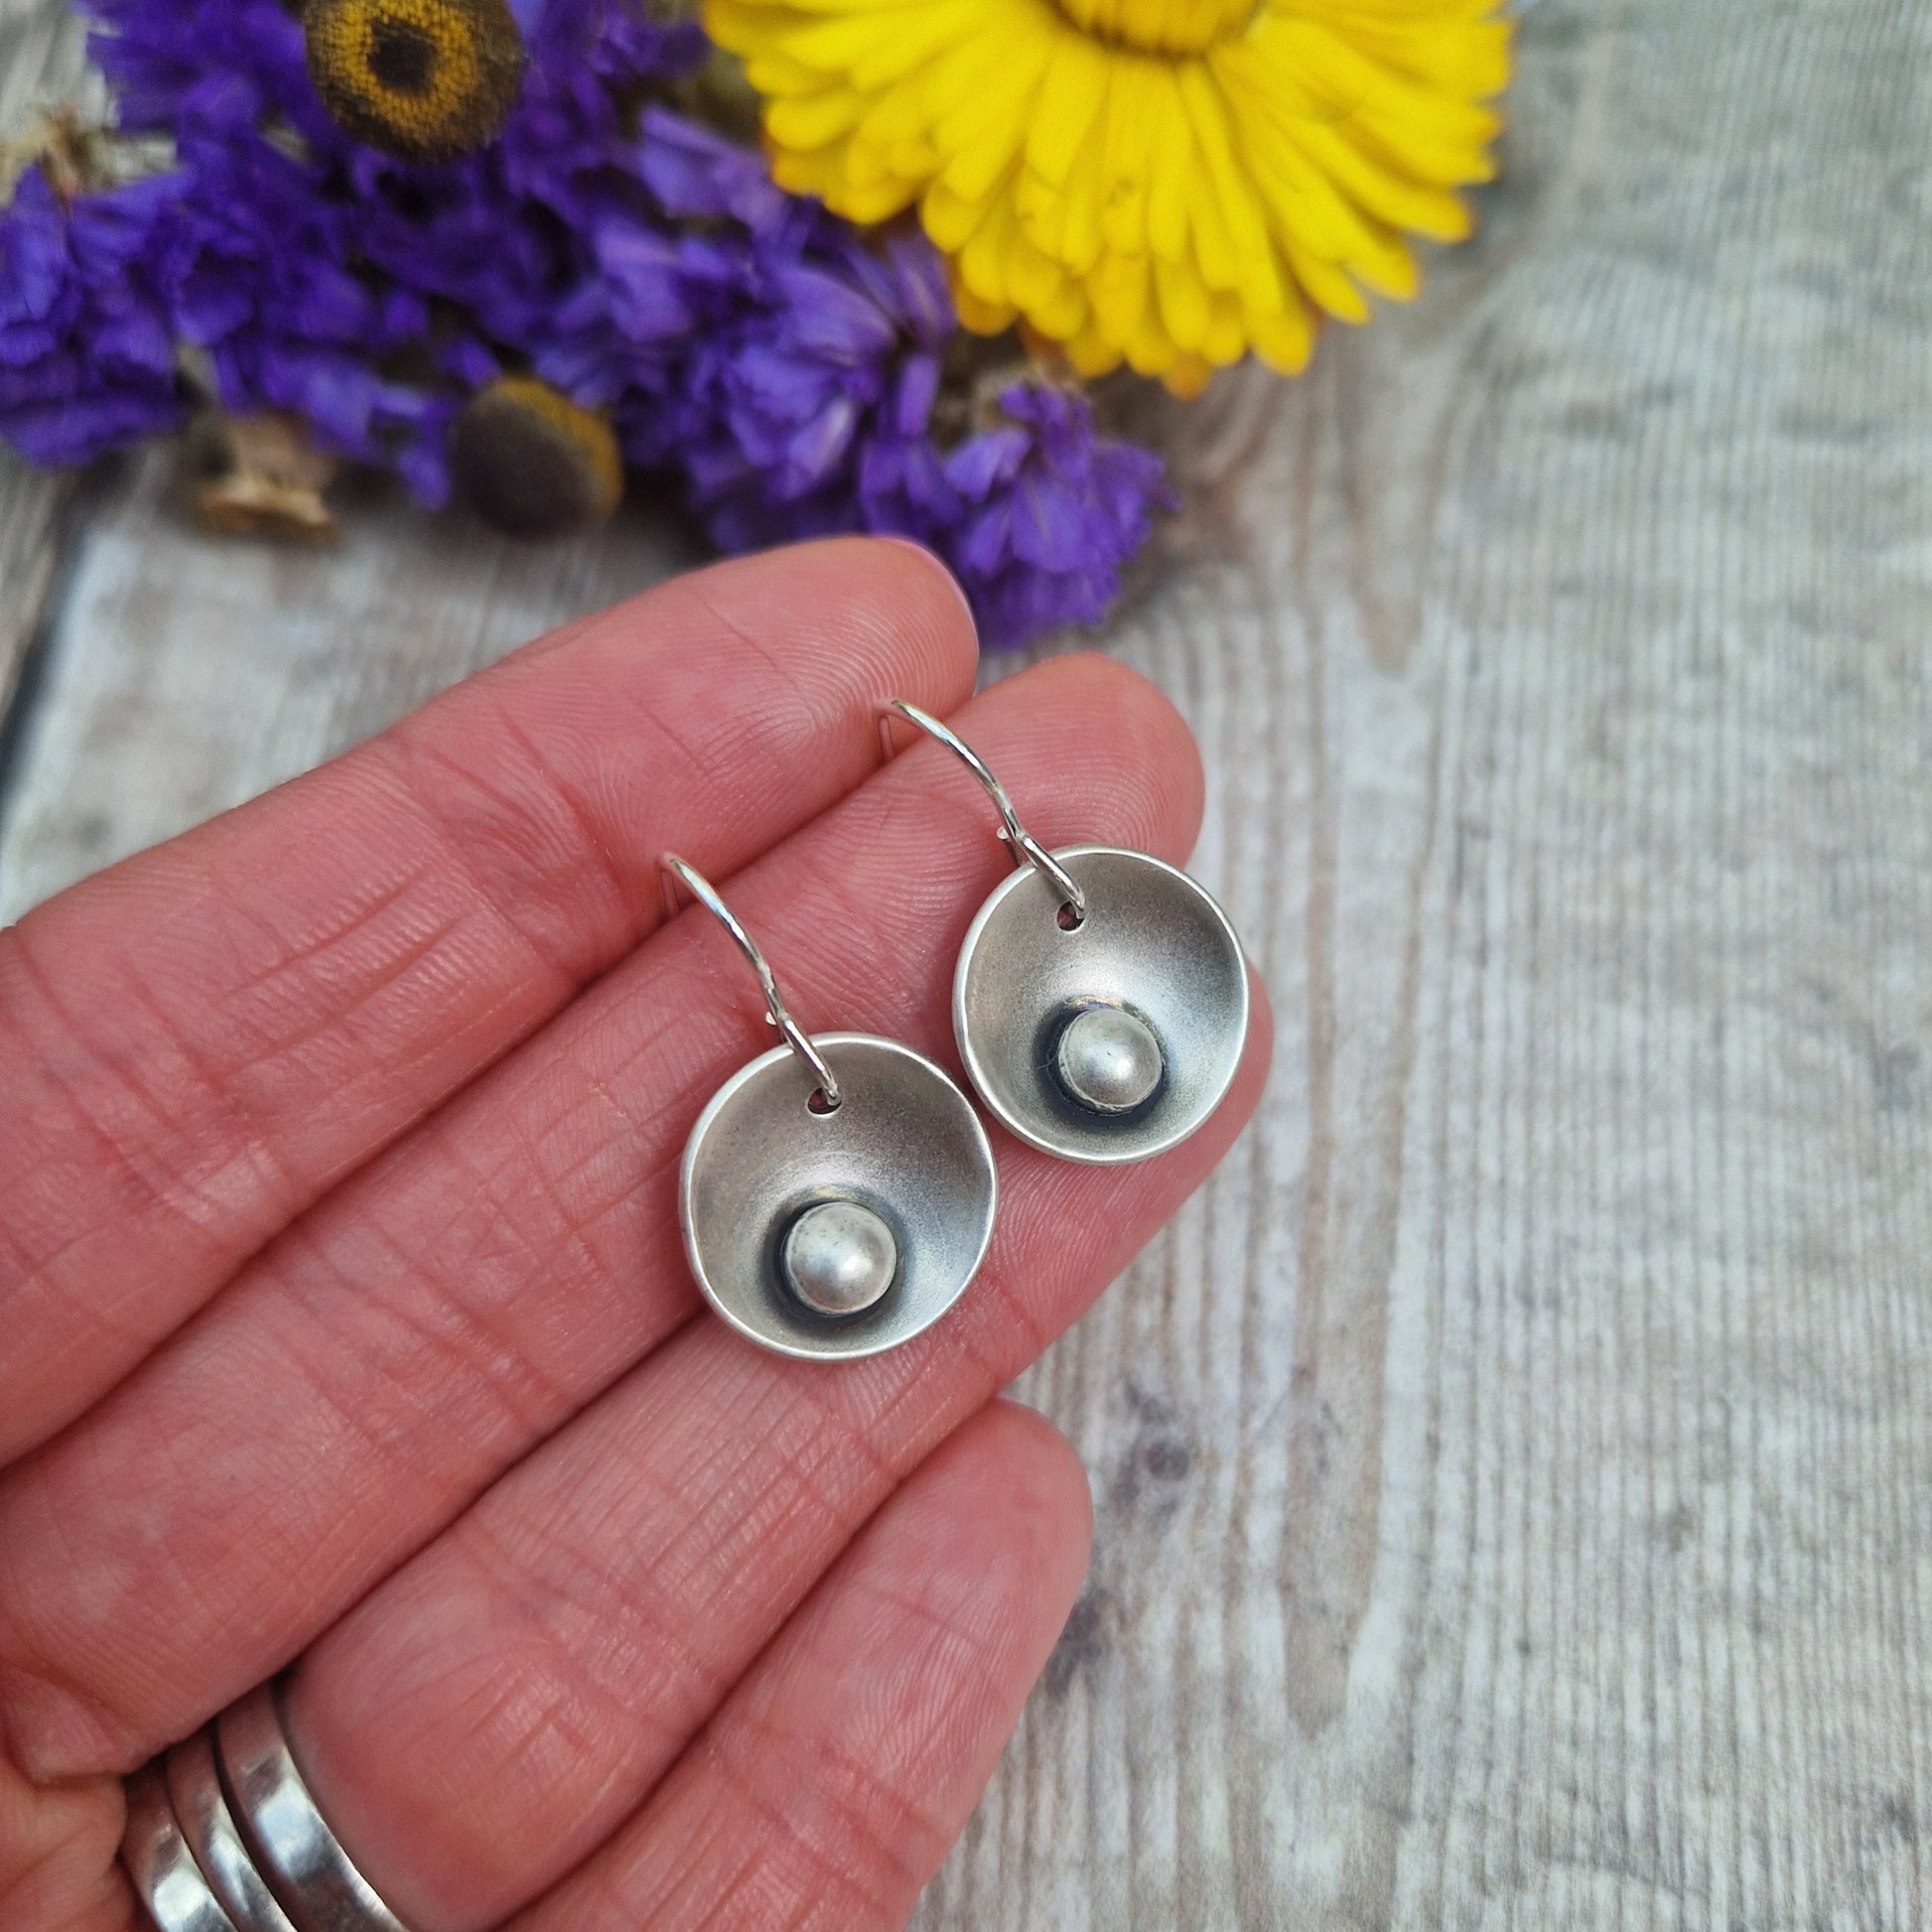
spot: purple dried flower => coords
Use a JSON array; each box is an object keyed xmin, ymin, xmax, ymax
[
  {"xmin": 5, "ymin": 0, "xmax": 1171, "ymax": 644},
  {"xmin": 579, "ymin": 126, "xmax": 1171, "ymax": 643},
  {"xmin": 626, "ymin": 159, "xmax": 954, "ymax": 538},
  {"xmin": 155, "ymin": 129, "xmax": 473, "ymax": 497},
  {"xmin": 0, "ymin": 167, "xmax": 182, "ymax": 466},
  {"xmin": 84, "ymin": 0, "xmax": 317, "ymax": 141},
  {"xmin": 937, "ymin": 384, "xmax": 1172, "ymax": 647}
]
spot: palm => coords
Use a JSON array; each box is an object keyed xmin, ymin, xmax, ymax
[{"xmin": 0, "ymin": 540, "xmax": 1266, "ymax": 1932}]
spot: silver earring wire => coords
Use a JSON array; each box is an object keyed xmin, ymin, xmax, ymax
[
  {"xmin": 877, "ymin": 700, "xmax": 1087, "ymax": 925},
  {"xmin": 659, "ymin": 854, "xmax": 841, "ymax": 1111}
]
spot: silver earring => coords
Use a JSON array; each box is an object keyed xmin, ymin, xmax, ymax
[
  {"xmin": 881, "ymin": 703, "xmax": 1249, "ymax": 1167},
  {"xmin": 661, "ymin": 855, "xmax": 996, "ymax": 1360}
]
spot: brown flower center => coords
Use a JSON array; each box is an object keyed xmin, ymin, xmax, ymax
[
  {"xmin": 450, "ymin": 378, "xmax": 624, "ymax": 539},
  {"xmin": 1052, "ymin": 0, "xmax": 1255, "ymax": 56},
  {"xmin": 365, "ymin": 18, "xmax": 437, "ymax": 95},
  {"xmin": 303, "ymin": 0, "xmax": 524, "ymax": 162}
]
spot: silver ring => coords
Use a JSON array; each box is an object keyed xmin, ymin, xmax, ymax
[
  {"xmin": 121, "ymin": 1762, "xmax": 240, "ymax": 1932},
  {"xmin": 165, "ymin": 1727, "xmax": 300, "ymax": 1932},
  {"xmin": 879, "ymin": 700, "xmax": 1088, "ymax": 922},
  {"xmin": 660, "ymin": 853, "xmax": 843, "ymax": 1109},
  {"xmin": 215, "ymin": 1685, "xmax": 411, "ymax": 1932}
]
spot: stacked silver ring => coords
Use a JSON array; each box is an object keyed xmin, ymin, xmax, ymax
[{"xmin": 121, "ymin": 1684, "xmax": 411, "ymax": 1932}]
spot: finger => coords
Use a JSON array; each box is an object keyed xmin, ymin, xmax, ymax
[
  {"xmin": 0, "ymin": 655, "xmax": 1207, "ymax": 1778},
  {"xmin": 0, "ymin": 538, "xmax": 975, "ymax": 1463},
  {"xmin": 509, "ymin": 1400, "xmax": 1091, "ymax": 1932},
  {"xmin": 278, "ymin": 979, "xmax": 1271, "ymax": 1929},
  {"xmin": 0, "ymin": 1751, "xmax": 129, "ymax": 1932}
]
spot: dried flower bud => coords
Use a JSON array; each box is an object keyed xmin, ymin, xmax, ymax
[
  {"xmin": 304, "ymin": 0, "xmax": 524, "ymax": 163},
  {"xmin": 185, "ymin": 411, "xmax": 340, "ymax": 544},
  {"xmin": 450, "ymin": 377, "xmax": 623, "ymax": 538}
]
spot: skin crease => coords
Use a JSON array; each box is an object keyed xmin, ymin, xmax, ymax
[
  {"xmin": 0, "ymin": 538, "xmax": 977, "ymax": 1467},
  {"xmin": 0, "ymin": 651, "xmax": 1215, "ymax": 1775},
  {"xmin": 0, "ymin": 539, "xmax": 1270, "ymax": 1932}
]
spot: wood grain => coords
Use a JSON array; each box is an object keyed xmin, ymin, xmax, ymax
[
  {"xmin": 5, "ymin": 0, "xmax": 1932, "ymax": 1926},
  {"xmin": 0, "ymin": 454, "xmax": 704, "ymax": 911},
  {"xmin": 928, "ymin": 2, "xmax": 1932, "ymax": 1926}
]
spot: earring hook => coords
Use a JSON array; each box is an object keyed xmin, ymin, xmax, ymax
[
  {"xmin": 658, "ymin": 854, "xmax": 841, "ymax": 1110},
  {"xmin": 877, "ymin": 700, "xmax": 1087, "ymax": 925}
]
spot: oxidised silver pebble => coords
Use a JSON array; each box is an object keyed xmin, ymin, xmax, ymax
[
  {"xmin": 781, "ymin": 1199, "xmax": 898, "ymax": 1317},
  {"xmin": 1055, "ymin": 1006, "xmax": 1165, "ymax": 1115}
]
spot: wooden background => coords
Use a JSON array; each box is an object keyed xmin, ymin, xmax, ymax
[{"xmin": 6, "ymin": 0, "xmax": 1932, "ymax": 1924}]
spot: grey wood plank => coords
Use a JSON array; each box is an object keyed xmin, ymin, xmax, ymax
[
  {"xmin": 0, "ymin": 454, "xmax": 704, "ymax": 914},
  {"xmin": 926, "ymin": 1, "xmax": 1932, "ymax": 1927},
  {"xmin": 3, "ymin": 0, "xmax": 1931, "ymax": 1927},
  {"xmin": 0, "ymin": 446, "xmax": 80, "ymax": 733}
]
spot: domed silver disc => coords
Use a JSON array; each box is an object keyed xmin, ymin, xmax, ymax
[
  {"xmin": 954, "ymin": 845, "xmax": 1248, "ymax": 1165},
  {"xmin": 781, "ymin": 1199, "xmax": 898, "ymax": 1317},
  {"xmin": 1054, "ymin": 1005, "xmax": 1166, "ymax": 1114},
  {"xmin": 680, "ymin": 1033, "xmax": 995, "ymax": 1359}
]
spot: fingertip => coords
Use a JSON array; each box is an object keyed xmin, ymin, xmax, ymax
[
  {"xmin": 903, "ymin": 1403, "xmax": 1094, "ymax": 1643},
  {"xmin": 547, "ymin": 537, "xmax": 978, "ymax": 746},
  {"xmin": 714, "ymin": 536, "xmax": 981, "ymax": 709},
  {"xmin": 985, "ymin": 652, "xmax": 1206, "ymax": 865},
  {"xmin": 868, "ymin": 535, "xmax": 981, "ymax": 661},
  {"xmin": 828, "ymin": 535, "xmax": 981, "ymax": 700},
  {"xmin": 980, "ymin": 1398, "xmax": 1096, "ymax": 1573}
]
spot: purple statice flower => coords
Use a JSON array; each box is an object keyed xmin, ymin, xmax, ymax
[
  {"xmin": 83, "ymin": 0, "xmax": 316, "ymax": 143},
  {"xmin": 45, "ymin": 0, "xmax": 708, "ymax": 498},
  {"xmin": 0, "ymin": 166, "xmax": 182, "ymax": 466},
  {"xmin": 570, "ymin": 116, "xmax": 1169, "ymax": 644},
  {"xmin": 286, "ymin": 4, "xmax": 707, "ymax": 456},
  {"xmin": 556, "ymin": 108, "xmax": 788, "ymax": 448},
  {"xmin": 159, "ymin": 128, "xmax": 474, "ymax": 500},
  {"xmin": 935, "ymin": 383, "xmax": 1172, "ymax": 648},
  {"xmin": 649, "ymin": 211, "xmax": 954, "ymax": 548},
  {"xmin": 594, "ymin": 111, "xmax": 932, "ymax": 534},
  {"xmin": 8, "ymin": 0, "xmax": 1169, "ymax": 644},
  {"xmin": 526, "ymin": 0, "xmax": 705, "ymax": 86}
]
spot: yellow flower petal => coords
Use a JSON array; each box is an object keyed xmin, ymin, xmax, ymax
[
  {"xmin": 1251, "ymin": 299, "xmax": 1314, "ymax": 377},
  {"xmin": 706, "ymin": 0, "xmax": 1509, "ymax": 375},
  {"xmin": 1096, "ymin": 56, "xmax": 1156, "ymax": 258},
  {"xmin": 950, "ymin": 278, "xmax": 1017, "ymax": 334},
  {"xmin": 1087, "ymin": 246, "xmax": 1152, "ymax": 347},
  {"xmin": 1155, "ymin": 243, "xmax": 1212, "ymax": 353},
  {"xmin": 1024, "ymin": 26, "xmax": 1108, "ymax": 192}
]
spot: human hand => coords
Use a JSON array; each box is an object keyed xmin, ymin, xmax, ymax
[{"xmin": 0, "ymin": 540, "xmax": 1270, "ymax": 1932}]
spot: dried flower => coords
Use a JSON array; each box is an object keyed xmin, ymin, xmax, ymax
[
  {"xmin": 450, "ymin": 374, "xmax": 621, "ymax": 534},
  {"xmin": 159, "ymin": 126, "xmax": 468, "ymax": 499},
  {"xmin": 0, "ymin": 167, "xmax": 180, "ymax": 465},
  {"xmin": 931, "ymin": 382, "xmax": 1173, "ymax": 647},
  {"xmin": 185, "ymin": 408, "xmax": 340, "ymax": 541},
  {"xmin": 304, "ymin": 0, "xmax": 526, "ymax": 163},
  {"xmin": 709, "ymin": 0, "xmax": 1511, "ymax": 393},
  {"xmin": 1, "ymin": 0, "xmax": 1183, "ymax": 644}
]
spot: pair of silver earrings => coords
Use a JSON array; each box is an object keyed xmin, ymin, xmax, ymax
[{"xmin": 667, "ymin": 700, "xmax": 1249, "ymax": 1361}]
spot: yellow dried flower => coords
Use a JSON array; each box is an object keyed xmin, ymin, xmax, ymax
[
  {"xmin": 450, "ymin": 377, "xmax": 624, "ymax": 537},
  {"xmin": 707, "ymin": 0, "xmax": 1511, "ymax": 394},
  {"xmin": 304, "ymin": 0, "xmax": 525, "ymax": 163}
]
